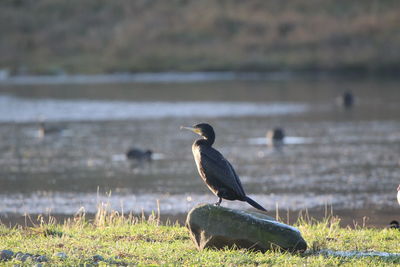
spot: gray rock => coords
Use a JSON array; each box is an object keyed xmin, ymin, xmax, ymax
[
  {"xmin": 14, "ymin": 253, "xmax": 33, "ymax": 262},
  {"xmin": 21, "ymin": 253, "xmax": 34, "ymax": 262},
  {"xmin": 186, "ymin": 204, "xmax": 307, "ymax": 253},
  {"xmin": 0, "ymin": 249, "xmax": 14, "ymax": 261},
  {"xmin": 14, "ymin": 252, "xmax": 24, "ymax": 260},
  {"xmin": 54, "ymin": 252, "xmax": 68, "ymax": 259},
  {"xmin": 35, "ymin": 255, "xmax": 48, "ymax": 262}
]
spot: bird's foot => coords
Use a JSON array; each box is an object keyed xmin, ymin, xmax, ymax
[{"xmin": 214, "ymin": 198, "xmax": 222, "ymax": 206}]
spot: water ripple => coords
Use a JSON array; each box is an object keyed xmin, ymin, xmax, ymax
[
  {"xmin": 0, "ymin": 191, "xmax": 395, "ymax": 215},
  {"xmin": 0, "ymin": 95, "xmax": 308, "ymax": 122}
]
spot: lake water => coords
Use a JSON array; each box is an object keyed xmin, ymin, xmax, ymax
[{"xmin": 0, "ymin": 75, "xmax": 399, "ymax": 227}]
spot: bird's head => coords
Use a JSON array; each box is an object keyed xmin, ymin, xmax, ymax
[{"xmin": 180, "ymin": 123, "xmax": 215, "ymax": 143}]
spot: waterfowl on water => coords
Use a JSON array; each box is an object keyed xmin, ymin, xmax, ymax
[
  {"xmin": 337, "ymin": 91, "xmax": 354, "ymax": 109},
  {"xmin": 266, "ymin": 128, "xmax": 285, "ymax": 146},
  {"xmin": 37, "ymin": 122, "xmax": 65, "ymax": 138},
  {"xmin": 126, "ymin": 148, "xmax": 153, "ymax": 161},
  {"xmin": 267, "ymin": 128, "xmax": 285, "ymax": 141}
]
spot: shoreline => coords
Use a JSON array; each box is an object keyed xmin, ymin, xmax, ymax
[
  {"xmin": 1, "ymin": 70, "xmax": 399, "ymax": 86},
  {"xmin": 1, "ymin": 206, "xmax": 397, "ymax": 229}
]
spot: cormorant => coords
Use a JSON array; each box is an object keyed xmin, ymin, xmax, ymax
[
  {"xmin": 181, "ymin": 123, "xmax": 267, "ymax": 212},
  {"xmin": 126, "ymin": 148, "xmax": 152, "ymax": 161}
]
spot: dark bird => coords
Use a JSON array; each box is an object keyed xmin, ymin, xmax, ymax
[
  {"xmin": 126, "ymin": 148, "xmax": 152, "ymax": 161},
  {"xmin": 266, "ymin": 128, "xmax": 285, "ymax": 145},
  {"xmin": 37, "ymin": 121, "xmax": 65, "ymax": 138},
  {"xmin": 181, "ymin": 123, "xmax": 267, "ymax": 212},
  {"xmin": 337, "ymin": 91, "xmax": 354, "ymax": 108},
  {"xmin": 389, "ymin": 220, "xmax": 399, "ymax": 229}
]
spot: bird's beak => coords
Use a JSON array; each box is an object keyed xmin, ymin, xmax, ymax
[{"xmin": 180, "ymin": 126, "xmax": 200, "ymax": 134}]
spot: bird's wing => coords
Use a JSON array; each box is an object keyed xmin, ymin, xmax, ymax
[
  {"xmin": 225, "ymin": 160, "xmax": 246, "ymax": 196},
  {"xmin": 199, "ymin": 146, "xmax": 246, "ymax": 197}
]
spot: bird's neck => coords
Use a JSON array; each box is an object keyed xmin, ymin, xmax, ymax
[
  {"xmin": 205, "ymin": 131, "xmax": 215, "ymax": 145},
  {"xmin": 194, "ymin": 136, "xmax": 214, "ymax": 146}
]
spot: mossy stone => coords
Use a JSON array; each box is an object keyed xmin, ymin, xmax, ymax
[{"xmin": 186, "ymin": 204, "xmax": 307, "ymax": 252}]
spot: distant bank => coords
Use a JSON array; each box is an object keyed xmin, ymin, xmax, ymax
[{"xmin": 0, "ymin": 0, "xmax": 399, "ymax": 76}]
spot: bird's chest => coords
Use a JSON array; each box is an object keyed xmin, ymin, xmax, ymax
[
  {"xmin": 192, "ymin": 148, "xmax": 204, "ymax": 176},
  {"xmin": 192, "ymin": 149, "xmax": 220, "ymax": 196}
]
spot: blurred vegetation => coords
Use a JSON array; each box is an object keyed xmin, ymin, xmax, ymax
[{"xmin": 1, "ymin": 0, "xmax": 399, "ymax": 75}]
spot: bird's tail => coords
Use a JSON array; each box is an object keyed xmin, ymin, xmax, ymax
[{"xmin": 245, "ymin": 196, "xmax": 267, "ymax": 212}]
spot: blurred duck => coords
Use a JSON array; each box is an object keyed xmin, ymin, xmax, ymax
[
  {"xmin": 266, "ymin": 128, "xmax": 285, "ymax": 146},
  {"xmin": 38, "ymin": 121, "xmax": 65, "ymax": 138},
  {"xmin": 126, "ymin": 148, "xmax": 153, "ymax": 161},
  {"xmin": 337, "ymin": 91, "xmax": 354, "ymax": 108},
  {"xmin": 389, "ymin": 220, "xmax": 400, "ymax": 229}
]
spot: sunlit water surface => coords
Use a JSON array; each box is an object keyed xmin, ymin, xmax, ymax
[{"xmin": 0, "ymin": 77, "xmax": 399, "ymax": 227}]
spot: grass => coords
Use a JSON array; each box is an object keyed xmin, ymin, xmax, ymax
[
  {"xmin": 1, "ymin": 206, "xmax": 400, "ymax": 266},
  {"xmin": 0, "ymin": 0, "xmax": 400, "ymax": 75}
]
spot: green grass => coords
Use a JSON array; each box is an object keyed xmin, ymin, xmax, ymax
[
  {"xmin": 1, "ymin": 0, "xmax": 400, "ymax": 75},
  {"xmin": 1, "ymin": 208, "xmax": 400, "ymax": 266}
]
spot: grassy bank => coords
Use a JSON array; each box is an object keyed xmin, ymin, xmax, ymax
[
  {"xmin": 1, "ymin": 0, "xmax": 400, "ymax": 75},
  {"xmin": 1, "ymin": 209, "xmax": 400, "ymax": 266}
]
